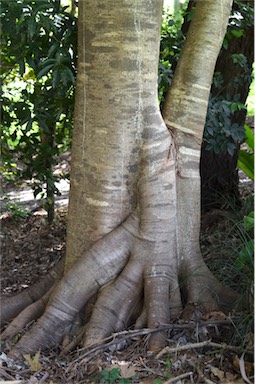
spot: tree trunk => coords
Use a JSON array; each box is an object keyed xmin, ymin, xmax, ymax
[
  {"xmin": 2, "ymin": 0, "xmax": 238, "ymax": 359},
  {"xmin": 162, "ymin": 0, "xmax": 235, "ymax": 313},
  {"xmin": 44, "ymin": 125, "xmax": 56, "ymax": 224}
]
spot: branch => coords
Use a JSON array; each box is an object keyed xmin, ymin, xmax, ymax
[
  {"xmin": 67, "ymin": 318, "xmax": 249, "ymax": 368},
  {"xmin": 156, "ymin": 339, "xmax": 247, "ymax": 359}
]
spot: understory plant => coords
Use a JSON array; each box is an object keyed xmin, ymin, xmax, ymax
[
  {"xmin": 238, "ymin": 124, "xmax": 254, "ymax": 181},
  {"xmin": 1, "ymin": 0, "xmax": 76, "ymax": 223}
]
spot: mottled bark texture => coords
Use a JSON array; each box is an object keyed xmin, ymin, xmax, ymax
[
  {"xmin": 2, "ymin": 0, "xmax": 239, "ymax": 358},
  {"xmin": 162, "ymin": 0, "xmax": 236, "ymax": 314}
]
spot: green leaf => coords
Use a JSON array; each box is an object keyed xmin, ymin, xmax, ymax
[
  {"xmin": 18, "ymin": 58, "xmax": 25, "ymax": 75},
  {"xmin": 28, "ymin": 17, "xmax": 36, "ymax": 38},
  {"xmin": 231, "ymin": 101, "xmax": 246, "ymax": 113},
  {"xmin": 48, "ymin": 43, "xmax": 58, "ymax": 58},
  {"xmin": 244, "ymin": 125, "xmax": 254, "ymax": 152},
  {"xmin": 231, "ymin": 29, "xmax": 244, "ymax": 38},
  {"xmin": 227, "ymin": 142, "xmax": 236, "ymax": 156},
  {"xmin": 244, "ymin": 212, "xmax": 254, "ymax": 230},
  {"xmin": 26, "ymin": 119, "xmax": 33, "ymax": 132},
  {"xmin": 37, "ymin": 64, "xmax": 54, "ymax": 78},
  {"xmin": 52, "ymin": 69, "xmax": 60, "ymax": 88},
  {"xmin": 238, "ymin": 239, "xmax": 254, "ymax": 266},
  {"xmin": 223, "ymin": 38, "xmax": 228, "ymax": 50},
  {"xmin": 238, "ymin": 150, "xmax": 254, "ymax": 181},
  {"xmin": 40, "ymin": 58, "xmax": 56, "ymax": 66}
]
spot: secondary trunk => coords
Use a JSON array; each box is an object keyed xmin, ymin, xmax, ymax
[{"xmin": 162, "ymin": 0, "xmax": 234, "ymax": 309}]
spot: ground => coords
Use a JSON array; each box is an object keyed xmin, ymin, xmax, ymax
[{"xmin": 0, "ymin": 153, "xmax": 253, "ymax": 383}]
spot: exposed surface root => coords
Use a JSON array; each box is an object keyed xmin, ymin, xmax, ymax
[
  {"xmin": 1, "ymin": 259, "xmax": 64, "ymax": 328},
  {"xmin": 1, "ymin": 288, "xmax": 52, "ymax": 340},
  {"xmin": 4, "ymin": 221, "xmax": 134, "ymax": 358},
  {"xmin": 83, "ymin": 257, "xmax": 144, "ymax": 347},
  {"xmin": 2, "ymin": 238, "xmax": 242, "ymax": 359},
  {"xmin": 1, "ymin": 213, "xmax": 244, "ymax": 359},
  {"xmin": 181, "ymin": 260, "xmax": 241, "ymax": 316},
  {"xmin": 8, "ymin": 313, "xmax": 71, "ymax": 359}
]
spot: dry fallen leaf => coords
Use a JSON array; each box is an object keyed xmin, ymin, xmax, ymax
[
  {"xmin": 222, "ymin": 371, "xmax": 245, "ymax": 383},
  {"xmin": 211, "ymin": 366, "xmax": 225, "ymax": 380},
  {"xmin": 225, "ymin": 371, "xmax": 238, "ymax": 381},
  {"xmin": 239, "ymin": 353, "xmax": 253, "ymax": 384},
  {"xmin": 24, "ymin": 350, "xmax": 42, "ymax": 372},
  {"xmin": 232, "ymin": 354, "xmax": 254, "ymax": 376},
  {"xmin": 202, "ymin": 311, "xmax": 226, "ymax": 321},
  {"xmin": 110, "ymin": 360, "xmax": 136, "ymax": 378}
]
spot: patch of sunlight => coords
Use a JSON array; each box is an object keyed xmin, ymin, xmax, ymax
[{"xmin": 246, "ymin": 71, "xmax": 255, "ymax": 116}]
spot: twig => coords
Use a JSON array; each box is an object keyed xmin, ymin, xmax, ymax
[
  {"xmin": 163, "ymin": 371, "xmax": 194, "ymax": 383},
  {"xmin": 190, "ymin": 360, "xmax": 215, "ymax": 384},
  {"xmin": 60, "ymin": 327, "xmax": 86, "ymax": 355},
  {"xmin": 0, "ymin": 367, "xmax": 17, "ymax": 380},
  {"xmin": 156, "ymin": 340, "xmax": 246, "ymax": 358},
  {"xmin": 38, "ymin": 372, "xmax": 49, "ymax": 384},
  {"xmin": 196, "ymin": 367, "xmax": 215, "ymax": 384},
  {"xmin": 73, "ymin": 319, "xmax": 234, "ymax": 355},
  {"xmin": 68, "ymin": 318, "xmax": 246, "ymax": 367},
  {"xmin": 0, "ymin": 382, "xmax": 26, "ymax": 384}
]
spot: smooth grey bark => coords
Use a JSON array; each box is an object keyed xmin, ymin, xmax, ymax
[
  {"xmin": 65, "ymin": 0, "xmax": 168, "ymax": 269},
  {"xmin": 162, "ymin": 0, "xmax": 234, "ymax": 308},
  {"xmin": 3, "ymin": 0, "xmax": 238, "ymax": 358}
]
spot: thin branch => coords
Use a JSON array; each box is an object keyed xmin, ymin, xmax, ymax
[
  {"xmin": 156, "ymin": 340, "xmax": 248, "ymax": 358},
  {"xmin": 68, "ymin": 318, "xmax": 246, "ymax": 367},
  {"xmin": 38, "ymin": 372, "xmax": 50, "ymax": 384},
  {"xmin": 194, "ymin": 365, "xmax": 215, "ymax": 384},
  {"xmin": 163, "ymin": 371, "xmax": 194, "ymax": 383},
  {"xmin": 0, "ymin": 367, "xmax": 17, "ymax": 381}
]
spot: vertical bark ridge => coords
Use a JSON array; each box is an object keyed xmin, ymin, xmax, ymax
[
  {"xmin": 84, "ymin": 256, "xmax": 144, "ymax": 346},
  {"xmin": 163, "ymin": 0, "xmax": 233, "ymax": 140},
  {"xmin": 65, "ymin": 0, "xmax": 166, "ymax": 268},
  {"xmin": 162, "ymin": 0, "xmax": 233, "ymax": 265}
]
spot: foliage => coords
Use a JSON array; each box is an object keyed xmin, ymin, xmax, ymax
[
  {"xmin": 159, "ymin": 1, "xmax": 253, "ymax": 157},
  {"xmin": 204, "ymin": 95, "xmax": 246, "ymax": 156},
  {"xmin": 234, "ymin": 210, "xmax": 254, "ymax": 279},
  {"xmin": 1, "ymin": 197, "xmax": 30, "ymax": 219},
  {"xmin": 238, "ymin": 125, "xmax": 254, "ymax": 181},
  {"xmin": 0, "ymin": 0, "xmax": 77, "ymax": 222},
  {"xmin": 158, "ymin": 5, "xmax": 186, "ymax": 103},
  {"xmin": 232, "ymin": 209, "xmax": 254, "ymax": 334},
  {"xmin": 246, "ymin": 74, "xmax": 255, "ymax": 116},
  {"xmin": 98, "ymin": 368, "xmax": 134, "ymax": 384},
  {"xmin": 203, "ymin": 0, "xmax": 254, "ymax": 155}
]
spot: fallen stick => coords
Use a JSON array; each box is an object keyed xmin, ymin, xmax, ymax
[{"xmin": 156, "ymin": 340, "xmax": 246, "ymax": 358}]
